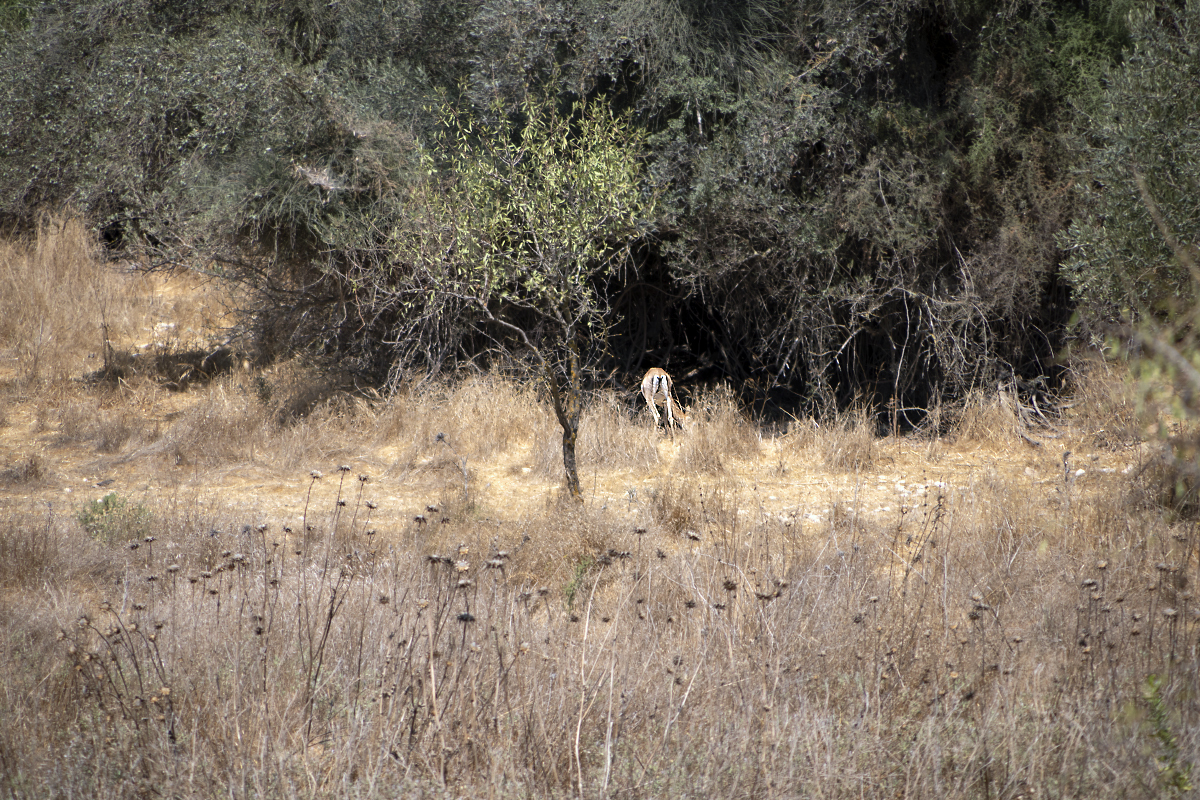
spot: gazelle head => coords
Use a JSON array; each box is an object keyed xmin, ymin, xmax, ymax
[{"xmin": 671, "ymin": 406, "xmax": 693, "ymax": 434}]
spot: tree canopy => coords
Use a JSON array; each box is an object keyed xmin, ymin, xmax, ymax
[
  {"xmin": 391, "ymin": 93, "xmax": 657, "ymax": 494},
  {"xmin": 2, "ymin": 0, "xmax": 1188, "ymax": 422}
]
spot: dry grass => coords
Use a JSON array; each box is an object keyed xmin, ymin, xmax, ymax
[
  {"xmin": 0, "ymin": 214, "xmax": 122, "ymax": 384},
  {"xmin": 2, "ymin": 447, "xmax": 1195, "ymax": 799},
  {"xmin": 377, "ymin": 374, "xmax": 551, "ymax": 468},
  {"xmin": 1, "ymin": 222, "xmax": 1198, "ymax": 799},
  {"xmin": 781, "ymin": 403, "xmax": 878, "ymax": 472},
  {"xmin": 949, "ymin": 389, "xmax": 1021, "ymax": 445},
  {"xmin": 676, "ymin": 385, "xmax": 762, "ymax": 474},
  {"xmin": 0, "ymin": 212, "xmax": 237, "ymax": 389}
]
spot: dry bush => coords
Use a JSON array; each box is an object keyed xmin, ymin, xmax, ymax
[
  {"xmin": 0, "ymin": 214, "xmax": 118, "ymax": 384},
  {"xmin": 251, "ymin": 358, "xmax": 351, "ymax": 421},
  {"xmin": 0, "ymin": 506, "xmax": 112, "ymax": 588},
  {"xmin": 377, "ymin": 374, "xmax": 551, "ymax": 471},
  {"xmin": 648, "ymin": 479, "xmax": 704, "ymax": 538},
  {"xmin": 777, "ymin": 404, "xmax": 878, "ymax": 473},
  {"xmin": 1121, "ymin": 439, "xmax": 1200, "ymax": 520},
  {"xmin": 527, "ymin": 389, "xmax": 662, "ymax": 479},
  {"xmin": 576, "ymin": 391, "xmax": 659, "ymax": 471},
  {"xmin": 0, "ymin": 213, "xmax": 239, "ymax": 397},
  {"xmin": 950, "ymin": 388, "xmax": 1019, "ymax": 444},
  {"xmin": 1061, "ymin": 360, "xmax": 1200, "ymax": 520},
  {"xmin": 806, "ymin": 404, "xmax": 877, "ymax": 471},
  {"xmin": 0, "ymin": 452, "xmax": 49, "ymax": 486},
  {"xmin": 54, "ymin": 395, "xmax": 161, "ymax": 454},
  {"xmin": 139, "ymin": 365, "xmax": 376, "ymax": 471},
  {"xmin": 675, "ymin": 385, "xmax": 761, "ymax": 474},
  {"xmin": 1064, "ymin": 359, "xmax": 1142, "ymax": 447},
  {"xmin": 149, "ymin": 381, "xmax": 271, "ymax": 466}
]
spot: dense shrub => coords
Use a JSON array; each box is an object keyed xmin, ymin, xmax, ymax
[{"xmin": 0, "ymin": 0, "xmax": 1153, "ymax": 417}]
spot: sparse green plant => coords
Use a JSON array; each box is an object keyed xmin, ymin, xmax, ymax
[
  {"xmin": 76, "ymin": 492, "xmax": 151, "ymax": 544},
  {"xmin": 1141, "ymin": 674, "xmax": 1194, "ymax": 797},
  {"xmin": 564, "ymin": 556, "xmax": 594, "ymax": 611}
]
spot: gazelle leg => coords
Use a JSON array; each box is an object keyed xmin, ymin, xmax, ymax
[
  {"xmin": 664, "ymin": 391, "xmax": 675, "ymax": 439},
  {"xmin": 644, "ymin": 388, "xmax": 661, "ymax": 429}
]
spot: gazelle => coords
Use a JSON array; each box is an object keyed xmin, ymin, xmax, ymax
[{"xmin": 641, "ymin": 367, "xmax": 689, "ymax": 437}]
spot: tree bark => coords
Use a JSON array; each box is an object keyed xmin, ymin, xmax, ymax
[{"xmin": 546, "ymin": 338, "xmax": 583, "ymax": 500}]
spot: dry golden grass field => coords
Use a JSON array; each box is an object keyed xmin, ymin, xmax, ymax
[{"xmin": 1, "ymin": 218, "xmax": 1196, "ymax": 799}]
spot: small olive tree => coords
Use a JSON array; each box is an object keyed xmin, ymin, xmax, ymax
[{"xmin": 393, "ymin": 93, "xmax": 656, "ymax": 498}]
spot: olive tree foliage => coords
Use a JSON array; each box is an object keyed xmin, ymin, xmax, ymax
[
  {"xmin": 1060, "ymin": 0, "xmax": 1200, "ymax": 333},
  {"xmin": 0, "ymin": 0, "xmax": 458, "ymax": 371},
  {"xmin": 0, "ymin": 0, "xmax": 1142, "ymax": 418},
  {"xmin": 462, "ymin": 0, "xmax": 1131, "ymax": 414},
  {"xmin": 389, "ymin": 95, "xmax": 656, "ymax": 497},
  {"xmin": 1052, "ymin": 0, "xmax": 1200, "ymax": 512}
]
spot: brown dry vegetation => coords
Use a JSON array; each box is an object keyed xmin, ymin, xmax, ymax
[{"xmin": 1, "ymin": 220, "xmax": 1198, "ymax": 798}]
